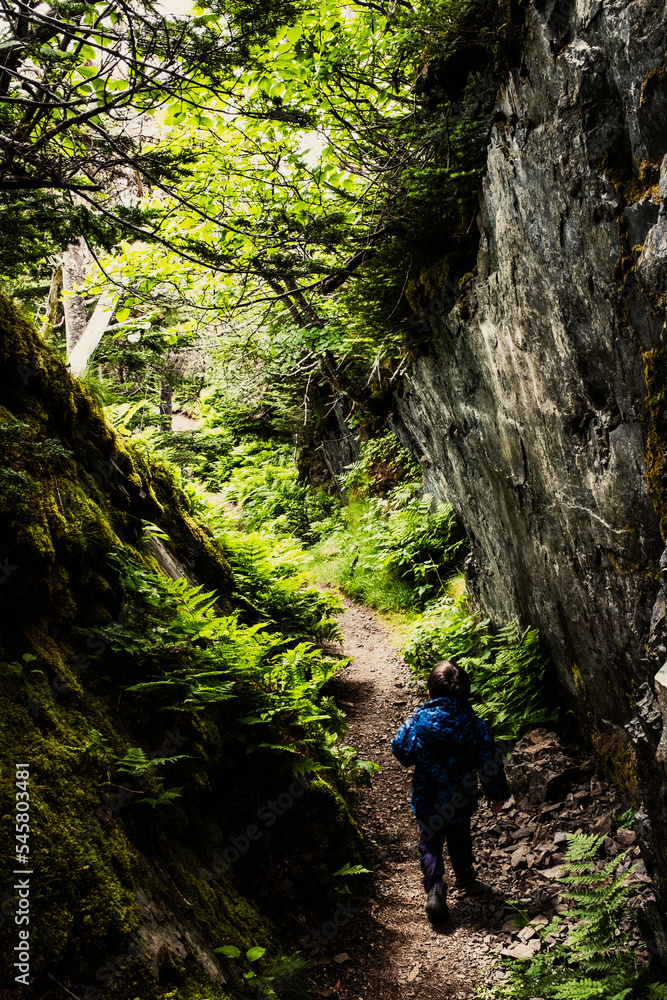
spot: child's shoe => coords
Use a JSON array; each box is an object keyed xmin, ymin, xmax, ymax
[
  {"xmin": 425, "ymin": 884, "xmax": 449, "ymax": 922},
  {"xmin": 454, "ymin": 868, "xmax": 476, "ymax": 889}
]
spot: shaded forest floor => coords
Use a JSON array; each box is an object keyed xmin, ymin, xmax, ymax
[{"xmin": 314, "ymin": 593, "xmax": 654, "ymax": 999}]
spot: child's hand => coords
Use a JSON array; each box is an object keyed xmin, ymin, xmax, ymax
[{"xmin": 488, "ymin": 798, "xmax": 504, "ymax": 815}]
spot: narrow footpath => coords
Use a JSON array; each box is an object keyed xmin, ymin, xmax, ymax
[
  {"xmin": 317, "ymin": 594, "xmax": 652, "ymax": 999},
  {"xmin": 321, "ymin": 595, "xmax": 506, "ymax": 999}
]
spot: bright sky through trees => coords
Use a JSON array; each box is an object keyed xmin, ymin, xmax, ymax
[{"xmin": 159, "ymin": 0, "xmax": 195, "ymax": 15}]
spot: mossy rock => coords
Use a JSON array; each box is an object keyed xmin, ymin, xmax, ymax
[{"xmin": 0, "ymin": 291, "xmax": 365, "ymax": 997}]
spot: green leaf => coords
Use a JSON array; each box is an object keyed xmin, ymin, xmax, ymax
[
  {"xmin": 332, "ymin": 863, "xmax": 372, "ymax": 876},
  {"xmin": 214, "ymin": 945, "xmax": 241, "ymax": 959},
  {"xmin": 115, "ymin": 307, "xmax": 131, "ymax": 322},
  {"xmin": 246, "ymin": 947, "xmax": 265, "ymax": 962}
]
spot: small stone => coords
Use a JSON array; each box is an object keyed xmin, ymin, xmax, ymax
[
  {"xmin": 333, "ymin": 953, "xmax": 350, "ymax": 964},
  {"xmin": 591, "ymin": 813, "xmax": 612, "ymax": 835},
  {"xmin": 504, "ymin": 940, "xmax": 541, "ymax": 959},
  {"xmin": 511, "ymin": 824, "xmax": 537, "ymax": 840},
  {"xmin": 511, "ymin": 844, "xmax": 531, "ymax": 869},
  {"xmin": 616, "ymin": 828, "xmax": 636, "ymax": 846},
  {"xmin": 518, "ymin": 925, "xmax": 537, "ymax": 941},
  {"xmin": 540, "ymin": 867, "xmax": 564, "ymax": 880}
]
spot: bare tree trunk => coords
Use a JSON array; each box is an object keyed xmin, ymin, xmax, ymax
[
  {"xmin": 40, "ymin": 264, "xmax": 62, "ymax": 343},
  {"xmin": 63, "ymin": 239, "xmax": 88, "ymax": 354},
  {"xmin": 68, "ymin": 290, "xmax": 118, "ymax": 376},
  {"xmin": 159, "ymin": 380, "xmax": 173, "ymax": 430},
  {"xmin": 286, "ymin": 274, "xmax": 323, "ymax": 328},
  {"xmin": 264, "ymin": 275, "xmax": 306, "ymax": 327}
]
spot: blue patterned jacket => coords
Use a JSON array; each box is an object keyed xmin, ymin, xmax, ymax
[{"xmin": 391, "ymin": 696, "xmax": 510, "ymax": 825}]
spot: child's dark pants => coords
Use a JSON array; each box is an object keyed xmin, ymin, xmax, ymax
[{"xmin": 417, "ymin": 817, "xmax": 474, "ymax": 892}]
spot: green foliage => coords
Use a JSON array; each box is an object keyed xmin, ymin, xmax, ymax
[
  {"xmin": 0, "ymin": 191, "xmax": 160, "ymax": 284},
  {"xmin": 137, "ymin": 787, "xmax": 185, "ymax": 809},
  {"xmin": 138, "ymin": 426, "xmax": 235, "ymax": 486},
  {"xmin": 332, "ymin": 863, "xmax": 373, "ymax": 876},
  {"xmin": 341, "ymin": 431, "xmax": 422, "ymax": 499},
  {"xmin": 65, "ymin": 728, "xmax": 114, "ymax": 763},
  {"xmin": 218, "ymin": 439, "xmax": 341, "ymax": 541},
  {"xmin": 479, "ymin": 833, "xmax": 663, "ymax": 1000},
  {"xmin": 403, "ymin": 597, "xmax": 557, "ymax": 739},
  {"xmin": 306, "ymin": 488, "xmax": 463, "ymax": 612},
  {"xmin": 613, "ymin": 806, "xmax": 637, "ymax": 828},
  {"xmin": 376, "ymin": 491, "xmax": 464, "ymax": 601},
  {"xmin": 220, "ymin": 530, "xmax": 343, "ymax": 641},
  {"xmin": 327, "ymin": 744, "xmax": 381, "ymax": 787},
  {"xmin": 114, "ymin": 747, "xmax": 192, "ymax": 775},
  {"xmin": 90, "ymin": 545, "xmax": 374, "ymax": 781},
  {"xmin": 214, "ymin": 945, "xmax": 310, "ymax": 999}
]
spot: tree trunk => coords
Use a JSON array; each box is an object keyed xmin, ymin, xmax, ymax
[
  {"xmin": 40, "ymin": 264, "xmax": 62, "ymax": 343},
  {"xmin": 159, "ymin": 380, "xmax": 173, "ymax": 430},
  {"xmin": 68, "ymin": 290, "xmax": 118, "ymax": 376},
  {"xmin": 63, "ymin": 240, "xmax": 88, "ymax": 354}
]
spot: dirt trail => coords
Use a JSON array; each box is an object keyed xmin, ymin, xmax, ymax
[
  {"xmin": 315, "ymin": 594, "xmax": 651, "ymax": 999},
  {"xmin": 322, "ymin": 596, "xmax": 507, "ymax": 1000}
]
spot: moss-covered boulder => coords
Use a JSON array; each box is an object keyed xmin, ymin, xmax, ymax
[{"xmin": 0, "ymin": 293, "xmax": 363, "ymax": 999}]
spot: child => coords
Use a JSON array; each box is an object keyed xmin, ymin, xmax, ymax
[{"xmin": 391, "ymin": 659, "xmax": 510, "ymax": 921}]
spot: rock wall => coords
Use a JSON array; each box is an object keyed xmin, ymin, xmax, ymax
[{"xmin": 392, "ymin": 0, "xmax": 667, "ymax": 957}]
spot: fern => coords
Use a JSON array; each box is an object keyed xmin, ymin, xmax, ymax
[
  {"xmin": 332, "ymin": 864, "xmax": 372, "ymax": 876},
  {"xmin": 483, "ymin": 833, "xmax": 662, "ymax": 1000},
  {"xmin": 90, "ymin": 546, "xmax": 359, "ymax": 780},
  {"xmin": 222, "ymin": 530, "xmax": 343, "ymax": 642},
  {"xmin": 404, "ymin": 600, "xmax": 557, "ymax": 739},
  {"xmin": 115, "ymin": 748, "xmax": 192, "ymax": 774},
  {"xmin": 137, "ymin": 787, "xmax": 184, "ymax": 809}
]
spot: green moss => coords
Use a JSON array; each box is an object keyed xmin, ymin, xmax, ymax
[
  {"xmin": 641, "ymin": 57, "xmax": 667, "ymax": 107},
  {"xmin": 405, "ymin": 254, "xmax": 452, "ymax": 313},
  {"xmin": 643, "ymin": 348, "xmax": 667, "ymax": 540},
  {"xmin": 600, "ymin": 159, "xmax": 660, "ymax": 258},
  {"xmin": 588, "ymin": 728, "xmax": 639, "ymax": 804},
  {"xmin": 0, "ymin": 291, "xmax": 365, "ymax": 999}
]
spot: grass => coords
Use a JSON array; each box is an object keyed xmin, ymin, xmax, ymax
[
  {"xmin": 302, "ymin": 496, "xmax": 463, "ymax": 613},
  {"xmin": 302, "ymin": 502, "xmax": 415, "ymax": 612}
]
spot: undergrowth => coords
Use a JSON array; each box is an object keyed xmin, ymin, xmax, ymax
[
  {"xmin": 143, "ymin": 428, "xmax": 558, "ymax": 745},
  {"xmin": 304, "ymin": 488, "xmax": 464, "ymax": 611},
  {"xmin": 95, "ymin": 544, "xmax": 377, "ymax": 784},
  {"xmin": 217, "ymin": 439, "xmax": 340, "ymax": 541},
  {"xmin": 475, "ymin": 833, "xmax": 665, "ymax": 1000},
  {"xmin": 403, "ymin": 596, "xmax": 558, "ymax": 740}
]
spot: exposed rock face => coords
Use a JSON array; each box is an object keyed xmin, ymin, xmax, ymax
[{"xmin": 392, "ymin": 0, "xmax": 667, "ymax": 955}]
